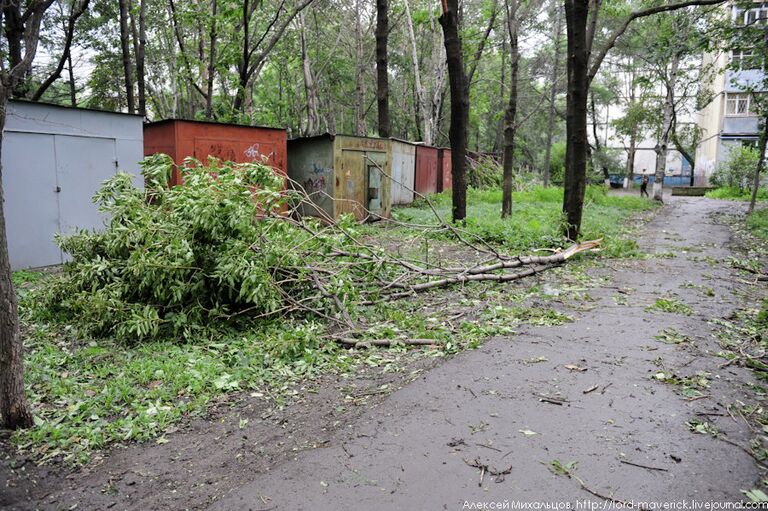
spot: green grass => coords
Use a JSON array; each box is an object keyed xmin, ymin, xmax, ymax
[
  {"xmin": 393, "ymin": 186, "xmax": 657, "ymax": 258},
  {"xmin": 12, "ymin": 269, "xmax": 44, "ymax": 286},
  {"xmin": 16, "ymin": 317, "xmax": 349, "ymax": 464},
  {"xmin": 14, "ymin": 269, "xmax": 581, "ymax": 465},
  {"xmin": 705, "ymin": 186, "xmax": 768, "ymax": 201},
  {"xmin": 747, "ymin": 207, "xmax": 768, "ymax": 240}
]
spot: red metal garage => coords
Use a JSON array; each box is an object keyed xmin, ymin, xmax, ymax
[
  {"xmin": 439, "ymin": 148, "xmax": 452, "ymax": 192},
  {"xmin": 143, "ymin": 119, "xmax": 288, "ymax": 186},
  {"xmin": 415, "ymin": 145, "xmax": 439, "ymax": 195}
]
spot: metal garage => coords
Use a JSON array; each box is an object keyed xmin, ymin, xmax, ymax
[
  {"xmin": 3, "ymin": 100, "xmax": 143, "ymax": 270},
  {"xmin": 142, "ymin": 119, "xmax": 288, "ymax": 186},
  {"xmin": 390, "ymin": 139, "xmax": 416, "ymax": 205},
  {"xmin": 287, "ymin": 134, "xmax": 392, "ymax": 221}
]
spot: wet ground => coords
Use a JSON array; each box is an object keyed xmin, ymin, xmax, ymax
[{"xmin": 2, "ymin": 196, "xmax": 766, "ymax": 510}]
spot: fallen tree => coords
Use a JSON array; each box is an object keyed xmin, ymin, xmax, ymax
[{"xmin": 44, "ymin": 155, "xmax": 599, "ymax": 342}]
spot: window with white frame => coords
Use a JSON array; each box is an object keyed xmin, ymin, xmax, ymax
[
  {"xmin": 737, "ymin": 4, "xmax": 768, "ymax": 25},
  {"xmin": 725, "ymin": 93, "xmax": 753, "ymax": 116},
  {"xmin": 732, "ymin": 49, "xmax": 760, "ymax": 70}
]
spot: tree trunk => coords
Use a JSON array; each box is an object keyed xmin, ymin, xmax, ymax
[
  {"xmin": 118, "ymin": 0, "xmax": 136, "ymax": 113},
  {"xmin": 590, "ymin": 91, "xmax": 609, "ymax": 186},
  {"xmin": 67, "ymin": 52, "xmax": 77, "ymax": 106},
  {"xmin": 354, "ymin": 0, "xmax": 366, "ymax": 135},
  {"xmin": 563, "ymin": 0, "xmax": 590, "ymax": 240},
  {"xmin": 625, "ymin": 132, "xmax": 636, "ymax": 189},
  {"xmin": 0, "ymin": 92, "xmax": 33, "ymax": 431},
  {"xmin": 653, "ymin": 53, "xmax": 680, "ymax": 202},
  {"xmin": 299, "ymin": 12, "xmax": 320, "ymax": 135},
  {"xmin": 543, "ymin": 5, "xmax": 562, "ymax": 188},
  {"xmin": 439, "ymin": 0, "xmax": 468, "ymax": 223},
  {"xmin": 204, "ymin": 0, "xmax": 218, "ymax": 119},
  {"xmin": 501, "ymin": 0, "xmax": 520, "ymax": 218},
  {"xmin": 749, "ymin": 114, "xmax": 768, "ymax": 215},
  {"xmin": 403, "ymin": 0, "xmax": 430, "ymax": 144},
  {"xmin": 136, "ymin": 0, "xmax": 147, "ymax": 116},
  {"xmin": 375, "ymin": 0, "xmax": 390, "ymax": 137},
  {"xmin": 30, "ymin": 0, "xmax": 89, "ymax": 102}
]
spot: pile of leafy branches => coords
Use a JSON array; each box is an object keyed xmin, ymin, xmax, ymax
[
  {"xmin": 42, "ymin": 155, "xmax": 596, "ymax": 343},
  {"xmin": 44, "ymin": 155, "xmax": 383, "ymax": 341}
]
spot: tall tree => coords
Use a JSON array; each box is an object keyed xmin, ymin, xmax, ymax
[
  {"xmin": 30, "ymin": 0, "xmax": 90, "ymax": 102},
  {"xmin": 501, "ymin": 0, "xmax": 520, "ymax": 217},
  {"xmin": 118, "ymin": 0, "xmax": 135, "ymax": 113},
  {"xmin": 375, "ymin": 0, "xmax": 389, "ymax": 137},
  {"xmin": 439, "ymin": 0, "xmax": 469, "ymax": 222},
  {"xmin": 1, "ymin": 0, "xmax": 56, "ymax": 430},
  {"xmin": 543, "ymin": 3, "xmax": 563, "ymax": 188}
]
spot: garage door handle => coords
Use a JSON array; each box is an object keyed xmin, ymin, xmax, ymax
[{"xmin": 55, "ymin": 186, "xmax": 61, "ymax": 193}]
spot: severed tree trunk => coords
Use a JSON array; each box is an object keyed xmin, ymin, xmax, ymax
[
  {"xmin": 439, "ymin": 0, "xmax": 469, "ymax": 223},
  {"xmin": 375, "ymin": 0, "xmax": 389, "ymax": 137},
  {"xmin": 653, "ymin": 52, "xmax": 679, "ymax": 202},
  {"xmin": 542, "ymin": 4, "xmax": 562, "ymax": 187},
  {"xmin": 501, "ymin": 0, "xmax": 520, "ymax": 218},
  {"xmin": 118, "ymin": 0, "xmax": 135, "ymax": 113},
  {"xmin": 563, "ymin": 0, "xmax": 590, "ymax": 240}
]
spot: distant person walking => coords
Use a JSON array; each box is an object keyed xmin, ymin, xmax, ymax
[{"xmin": 640, "ymin": 174, "xmax": 649, "ymax": 198}]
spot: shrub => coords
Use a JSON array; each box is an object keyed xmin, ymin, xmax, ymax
[{"xmin": 711, "ymin": 146, "xmax": 759, "ymax": 191}]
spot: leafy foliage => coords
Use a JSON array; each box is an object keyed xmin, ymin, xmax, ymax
[
  {"xmin": 42, "ymin": 155, "xmax": 375, "ymax": 342},
  {"xmin": 710, "ymin": 145, "xmax": 760, "ymax": 191}
]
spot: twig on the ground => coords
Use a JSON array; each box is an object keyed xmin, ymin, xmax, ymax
[
  {"xmin": 619, "ymin": 459, "xmax": 669, "ymax": 472},
  {"xmin": 464, "ymin": 457, "xmax": 512, "ymax": 486}
]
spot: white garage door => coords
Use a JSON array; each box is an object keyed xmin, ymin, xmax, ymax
[{"xmin": 4, "ymin": 132, "xmax": 117, "ymax": 269}]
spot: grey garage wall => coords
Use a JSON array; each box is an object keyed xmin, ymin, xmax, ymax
[{"xmin": 3, "ymin": 100, "xmax": 144, "ymax": 270}]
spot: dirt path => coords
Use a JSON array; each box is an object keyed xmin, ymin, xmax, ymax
[{"xmin": 3, "ymin": 197, "xmax": 765, "ymax": 510}]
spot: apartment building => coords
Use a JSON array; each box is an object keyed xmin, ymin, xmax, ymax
[{"xmin": 695, "ymin": 3, "xmax": 767, "ymax": 183}]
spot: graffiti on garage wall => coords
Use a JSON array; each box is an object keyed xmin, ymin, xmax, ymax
[
  {"xmin": 304, "ymin": 163, "xmax": 331, "ymax": 193},
  {"xmin": 244, "ymin": 143, "xmax": 275, "ymax": 163}
]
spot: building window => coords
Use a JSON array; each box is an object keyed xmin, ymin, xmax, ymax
[
  {"xmin": 731, "ymin": 49, "xmax": 761, "ymax": 70},
  {"xmin": 725, "ymin": 93, "xmax": 753, "ymax": 116},
  {"xmin": 737, "ymin": 5, "xmax": 768, "ymax": 25}
]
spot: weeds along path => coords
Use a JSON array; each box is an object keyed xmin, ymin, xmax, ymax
[
  {"xmin": 3, "ymin": 196, "xmax": 764, "ymax": 510},
  {"xmin": 207, "ymin": 197, "xmax": 762, "ymax": 509}
]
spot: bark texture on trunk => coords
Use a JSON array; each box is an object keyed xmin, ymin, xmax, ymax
[
  {"xmin": 0, "ymin": 0, "xmax": 51, "ymax": 430},
  {"xmin": 439, "ymin": 0, "xmax": 468, "ymax": 223},
  {"xmin": 543, "ymin": 5, "xmax": 562, "ymax": 188},
  {"xmin": 0, "ymin": 96, "xmax": 33, "ymax": 430},
  {"xmin": 299, "ymin": 12, "xmax": 320, "ymax": 135},
  {"xmin": 376, "ymin": 0, "xmax": 390, "ymax": 137},
  {"xmin": 563, "ymin": 0, "xmax": 589, "ymax": 240},
  {"xmin": 118, "ymin": 0, "xmax": 136, "ymax": 113},
  {"xmin": 501, "ymin": 0, "xmax": 519, "ymax": 218}
]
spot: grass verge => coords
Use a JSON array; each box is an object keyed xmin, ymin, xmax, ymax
[{"xmin": 391, "ymin": 186, "xmax": 658, "ymax": 258}]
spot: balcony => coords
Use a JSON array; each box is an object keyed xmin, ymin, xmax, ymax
[{"xmin": 723, "ymin": 115, "xmax": 759, "ymax": 134}]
